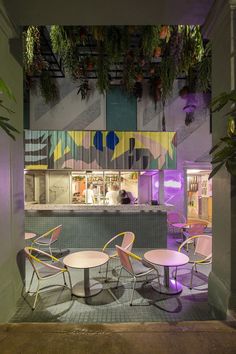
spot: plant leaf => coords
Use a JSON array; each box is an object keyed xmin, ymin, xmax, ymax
[
  {"xmin": 209, "ymin": 141, "xmax": 223, "ymax": 154},
  {"xmin": 0, "ymin": 78, "xmax": 16, "ymax": 102},
  {"xmin": 209, "ymin": 162, "xmax": 225, "ymax": 179}
]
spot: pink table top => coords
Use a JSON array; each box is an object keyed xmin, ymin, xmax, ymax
[
  {"xmin": 25, "ymin": 232, "xmax": 37, "ymax": 240},
  {"xmin": 63, "ymin": 251, "xmax": 109, "ymax": 269},
  {"xmin": 144, "ymin": 249, "xmax": 189, "ymax": 267}
]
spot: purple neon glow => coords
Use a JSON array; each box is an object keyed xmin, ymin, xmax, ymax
[
  {"xmin": 152, "ymin": 170, "xmax": 184, "ymax": 208},
  {"xmin": 154, "ymin": 180, "xmax": 182, "ymax": 189}
]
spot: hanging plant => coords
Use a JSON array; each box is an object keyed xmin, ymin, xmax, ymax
[
  {"xmin": 39, "ymin": 71, "xmax": 59, "ymax": 104},
  {"xmin": 149, "ymin": 73, "xmax": 162, "ymax": 109},
  {"xmin": 95, "ymin": 42, "xmax": 110, "ymax": 94},
  {"xmin": 122, "ymin": 50, "xmax": 137, "ymax": 94},
  {"xmin": 24, "ymin": 26, "xmax": 48, "ymax": 75},
  {"xmin": 23, "ymin": 25, "xmax": 210, "ymax": 103},
  {"xmin": 77, "ymin": 79, "xmax": 90, "ymax": 100},
  {"xmin": 141, "ymin": 26, "xmax": 161, "ymax": 58}
]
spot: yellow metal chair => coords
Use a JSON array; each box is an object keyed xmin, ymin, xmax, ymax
[
  {"xmin": 176, "ymin": 234, "xmax": 212, "ymax": 289},
  {"xmin": 32, "ymin": 224, "xmax": 62, "ymax": 257},
  {"xmin": 115, "ymin": 245, "xmax": 160, "ymax": 305},
  {"xmin": 101, "ymin": 231, "xmax": 135, "ymax": 281},
  {"xmin": 24, "ymin": 246, "xmax": 72, "ymax": 310}
]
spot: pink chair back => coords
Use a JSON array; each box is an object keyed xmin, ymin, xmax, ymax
[
  {"xmin": 121, "ymin": 232, "xmax": 135, "ymax": 251},
  {"xmin": 188, "ymin": 223, "xmax": 206, "ymax": 236},
  {"xmin": 195, "ymin": 235, "xmax": 212, "ymax": 258},
  {"xmin": 50, "ymin": 225, "xmax": 62, "ymax": 243},
  {"xmin": 116, "ymin": 245, "xmax": 134, "ymax": 274}
]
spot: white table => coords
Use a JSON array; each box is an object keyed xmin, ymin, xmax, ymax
[
  {"xmin": 63, "ymin": 251, "xmax": 109, "ymax": 297},
  {"xmin": 25, "ymin": 232, "xmax": 37, "ymax": 241},
  {"xmin": 144, "ymin": 249, "xmax": 189, "ymax": 295}
]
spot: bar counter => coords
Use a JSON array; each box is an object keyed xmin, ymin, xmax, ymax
[{"xmin": 25, "ymin": 204, "xmax": 171, "ymax": 249}]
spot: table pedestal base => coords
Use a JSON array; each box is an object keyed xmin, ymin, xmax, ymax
[
  {"xmin": 72, "ymin": 279, "xmax": 103, "ymax": 297},
  {"xmin": 151, "ymin": 279, "xmax": 183, "ymax": 295}
]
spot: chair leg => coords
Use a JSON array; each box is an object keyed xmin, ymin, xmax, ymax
[
  {"xmin": 116, "ymin": 267, "xmax": 123, "ymax": 288},
  {"xmin": 49, "ymin": 245, "xmax": 53, "ymax": 260},
  {"xmin": 67, "ymin": 271, "xmax": 73, "ymax": 299},
  {"xmin": 62, "ymin": 272, "xmax": 66, "ymax": 286},
  {"xmin": 130, "ymin": 277, "xmax": 136, "ymax": 306},
  {"xmin": 28, "ymin": 270, "xmax": 35, "ymax": 293},
  {"xmin": 32, "ymin": 279, "xmax": 40, "ymax": 310},
  {"xmin": 105, "ymin": 260, "xmax": 109, "ymax": 282},
  {"xmin": 190, "ymin": 265, "xmax": 194, "ymax": 290}
]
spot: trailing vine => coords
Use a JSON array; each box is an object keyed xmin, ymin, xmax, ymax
[{"xmin": 23, "ymin": 25, "xmax": 211, "ymax": 120}]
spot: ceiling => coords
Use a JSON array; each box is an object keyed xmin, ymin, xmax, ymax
[{"xmin": 4, "ymin": 0, "xmax": 215, "ymax": 26}]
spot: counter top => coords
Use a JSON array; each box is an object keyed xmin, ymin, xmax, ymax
[{"xmin": 25, "ymin": 203, "xmax": 173, "ymax": 213}]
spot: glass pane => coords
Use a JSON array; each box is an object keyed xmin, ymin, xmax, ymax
[
  {"xmin": 72, "ymin": 173, "xmax": 86, "ymax": 204},
  {"xmin": 120, "ymin": 171, "xmax": 138, "ymax": 203}
]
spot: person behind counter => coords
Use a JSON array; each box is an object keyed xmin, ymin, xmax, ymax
[
  {"xmin": 82, "ymin": 183, "xmax": 95, "ymax": 204},
  {"xmin": 105, "ymin": 183, "xmax": 119, "ymax": 205},
  {"xmin": 118, "ymin": 189, "xmax": 131, "ymax": 204}
]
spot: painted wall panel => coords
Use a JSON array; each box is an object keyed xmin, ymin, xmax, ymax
[{"xmin": 24, "ymin": 130, "xmax": 177, "ymax": 170}]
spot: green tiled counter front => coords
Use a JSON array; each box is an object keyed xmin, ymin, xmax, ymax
[{"xmin": 25, "ymin": 210, "xmax": 167, "ymax": 249}]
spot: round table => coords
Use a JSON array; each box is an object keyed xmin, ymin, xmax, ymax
[
  {"xmin": 63, "ymin": 251, "xmax": 109, "ymax": 297},
  {"xmin": 144, "ymin": 249, "xmax": 189, "ymax": 295},
  {"xmin": 25, "ymin": 232, "xmax": 37, "ymax": 241}
]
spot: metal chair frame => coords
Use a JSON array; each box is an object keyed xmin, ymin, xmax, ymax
[
  {"xmin": 101, "ymin": 231, "xmax": 135, "ymax": 281},
  {"xmin": 115, "ymin": 245, "xmax": 160, "ymax": 305},
  {"xmin": 32, "ymin": 225, "xmax": 62, "ymax": 257},
  {"xmin": 24, "ymin": 246, "xmax": 72, "ymax": 310},
  {"xmin": 176, "ymin": 234, "xmax": 212, "ymax": 289}
]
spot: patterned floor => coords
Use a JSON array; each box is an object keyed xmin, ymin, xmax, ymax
[{"xmin": 10, "ymin": 233, "xmax": 215, "ymax": 323}]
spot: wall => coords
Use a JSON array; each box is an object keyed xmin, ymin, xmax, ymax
[
  {"xmin": 0, "ymin": 0, "xmax": 24, "ymax": 322},
  {"xmin": 30, "ymin": 79, "xmax": 106, "ymax": 130},
  {"xmin": 29, "ymin": 78, "xmax": 211, "ymax": 216},
  {"xmin": 205, "ymin": 0, "xmax": 236, "ymax": 317}
]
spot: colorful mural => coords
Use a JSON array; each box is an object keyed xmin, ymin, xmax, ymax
[{"xmin": 24, "ymin": 130, "xmax": 177, "ymax": 170}]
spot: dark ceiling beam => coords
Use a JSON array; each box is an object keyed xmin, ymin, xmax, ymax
[{"xmin": 3, "ymin": 0, "xmax": 214, "ymax": 26}]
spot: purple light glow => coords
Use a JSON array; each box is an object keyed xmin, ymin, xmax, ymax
[
  {"xmin": 152, "ymin": 170, "xmax": 184, "ymax": 206},
  {"xmin": 154, "ymin": 179, "xmax": 182, "ymax": 189}
]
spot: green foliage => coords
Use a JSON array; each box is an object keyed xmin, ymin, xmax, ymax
[
  {"xmin": 141, "ymin": 26, "xmax": 161, "ymax": 58},
  {"xmin": 39, "ymin": 72, "xmax": 59, "ymax": 104},
  {"xmin": 0, "ymin": 78, "xmax": 19, "ymax": 140},
  {"xmin": 209, "ymin": 91, "xmax": 236, "ymax": 178},
  {"xmin": 23, "ymin": 25, "xmax": 210, "ymax": 106}
]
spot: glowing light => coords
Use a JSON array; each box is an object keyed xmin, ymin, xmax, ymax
[
  {"xmin": 164, "ymin": 180, "xmax": 181, "ymax": 189},
  {"xmin": 154, "ymin": 180, "xmax": 181, "ymax": 189}
]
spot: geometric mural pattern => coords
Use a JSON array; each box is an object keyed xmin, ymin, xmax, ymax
[{"xmin": 24, "ymin": 130, "xmax": 177, "ymax": 170}]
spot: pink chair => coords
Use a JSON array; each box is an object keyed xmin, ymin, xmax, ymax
[
  {"xmin": 24, "ymin": 246, "xmax": 72, "ymax": 310},
  {"xmin": 183, "ymin": 223, "xmax": 207, "ymax": 251},
  {"xmin": 32, "ymin": 225, "xmax": 62, "ymax": 257},
  {"xmin": 167, "ymin": 212, "xmax": 186, "ymax": 233},
  {"xmin": 177, "ymin": 234, "xmax": 212, "ymax": 289},
  {"xmin": 115, "ymin": 245, "xmax": 160, "ymax": 305},
  {"xmin": 101, "ymin": 231, "xmax": 135, "ymax": 281}
]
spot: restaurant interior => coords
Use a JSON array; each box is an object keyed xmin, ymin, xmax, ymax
[{"xmin": 1, "ymin": 4, "xmax": 236, "ymax": 346}]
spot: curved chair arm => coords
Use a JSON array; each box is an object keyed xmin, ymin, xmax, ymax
[
  {"xmin": 178, "ymin": 234, "xmax": 206, "ymax": 252},
  {"xmin": 25, "ymin": 247, "xmax": 67, "ymax": 272},
  {"xmin": 102, "ymin": 232, "xmax": 134, "ymax": 252},
  {"xmin": 194, "ymin": 254, "xmax": 212, "ymax": 264},
  {"xmin": 178, "ymin": 235, "xmax": 212, "ymax": 264},
  {"xmin": 126, "ymin": 250, "xmax": 159, "ymax": 273},
  {"xmin": 33, "ymin": 225, "xmax": 62, "ymax": 242}
]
